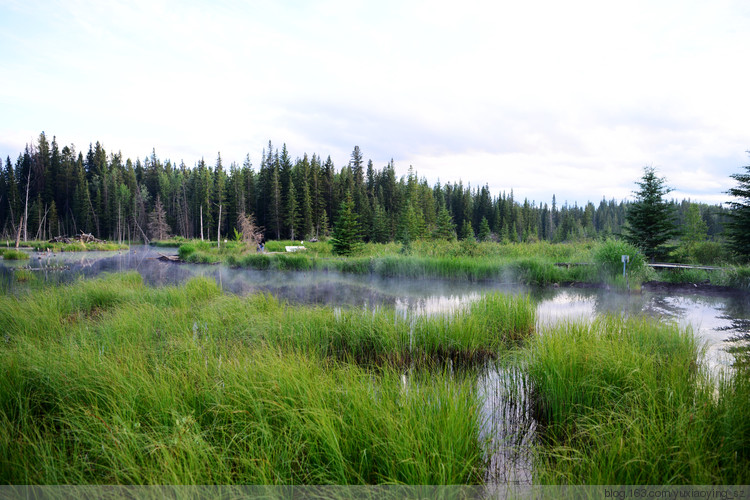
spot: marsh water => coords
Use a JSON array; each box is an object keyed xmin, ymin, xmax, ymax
[{"xmin": 2, "ymin": 245, "xmax": 749, "ymax": 484}]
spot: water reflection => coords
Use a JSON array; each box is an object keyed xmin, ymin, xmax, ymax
[{"xmin": 478, "ymin": 362, "xmax": 535, "ymax": 485}]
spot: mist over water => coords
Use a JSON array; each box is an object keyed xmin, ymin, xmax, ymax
[{"xmin": 2, "ymin": 245, "xmax": 748, "ymax": 370}]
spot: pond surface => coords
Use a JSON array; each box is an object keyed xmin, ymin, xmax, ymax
[{"xmin": 3, "ymin": 244, "xmax": 749, "ymax": 485}]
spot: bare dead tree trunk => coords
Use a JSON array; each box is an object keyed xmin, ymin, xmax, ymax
[
  {"xmin": 217, "ymin": 203, "xmax": 222, "ymax": 249},
  {"xmin": 8, "ymin": 202, "xmax": 17, "ymax": 239},
  {"xmin": 181, "ymin": 183, "xmax": 190, "ymax": 238},
  {"xmin": 134, "ymin": 215, "xmax": 149, "ymax": 245},
  {"xmin": 15, "ymin": 216, "xmax": 23, "ymax": 248},
  {"xmin": 200, "ymin": 205, "xmax": 204, "ymax": 241},
  {"xmin": 23, "ymin": 170, "xmax": 30, "ymax": 242},
  {"xmin": 36, "ymin": 204, "xmax": 50, "ymax": 241}
]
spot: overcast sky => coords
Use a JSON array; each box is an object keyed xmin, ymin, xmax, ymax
[{"xmin": 1, "ymin": 0, "xmax": 748, "ymax": 206}]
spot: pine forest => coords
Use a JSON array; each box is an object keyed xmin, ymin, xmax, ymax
[{"xmin": 0, "ymin": 132, "xmax": 729, "ymax": 246}]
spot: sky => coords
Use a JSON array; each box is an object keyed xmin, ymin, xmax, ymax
[{"xmin": 1, "ymin": 0, "xmax": 749, "ymax": 207}]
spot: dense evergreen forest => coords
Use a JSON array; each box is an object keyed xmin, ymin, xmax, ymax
[{"xmin": 0, "ymin": 132, "xmax": 729, "ymax": 244}]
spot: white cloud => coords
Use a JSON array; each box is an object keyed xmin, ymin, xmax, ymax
[{"xmin": 0, "ymin": 0, "xmax": 748, "ymax": 204}]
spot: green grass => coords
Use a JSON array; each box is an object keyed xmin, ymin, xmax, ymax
[
  {"xmin": 650, "ymin": 265, "xmax": 750, "ymax": 289},
  {"xmin": 527, "ymin": 316, "xmax": 750, "ymax": 484},
  {"xmin": 221, "ymin": 248, "xmax": 595, "ymax": 285},
  {"xmin": 2, "ymin": 249, "xmax": 29, "ymax": 260},
  {"xmin": 150, "ymin": 236, "xmax": 191, "ymax": 247},
  {"xmin": 3, "ymin": 273, "xmax": 748, "ymax": 485},
  {"xmin": 0, "ymin": 343, "xmax": 484, "ymax": 484},
  {"xmin": 0, "ymin": 273, "xmax": 538, "ymax": 484},
  {"xmin": 173, "ymin": 238, "xmax": 676, "ymax": 287},
  {"xmin": 31, "ymin": 241, "xmax": 129, "ymax": 252}
]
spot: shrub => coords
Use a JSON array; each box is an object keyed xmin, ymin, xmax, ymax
[
  {"xmin": 593, "ymin": 239, "xmax": 645, "ymax": 279},
  {"xmin": 690, "ymin": 241, "xmax": 730, "ymax": 266}
]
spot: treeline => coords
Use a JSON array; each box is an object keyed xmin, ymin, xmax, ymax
[{"xmin": 0, "ymin": 132, "xmax": 729, "ymax": 244}]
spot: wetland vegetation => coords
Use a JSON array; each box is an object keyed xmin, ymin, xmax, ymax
[
  {"xmin": 1, "ymin": 272, "xmax": 748, "ymax": 485},
  {"xmin": 172, "ymin": 238, "xmax": 750, "ymax": 290}
]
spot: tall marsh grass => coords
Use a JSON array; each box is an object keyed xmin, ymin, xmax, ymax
[
  {"xmin": 2, "ymin": 249, "xmax": 30, "ymax": 260},
  {"xmin": 5, "ymin": 273, "xmax": 748, "ymax": 484},
  {"xmin": 0, "ymin": 346, "xmax": 485, "ymax": 484},
  {"xmin": 527, "ymin": 316, "xmax": 750, "ymax": 484},
  {"xmin": 0, "ymin": 273, "xmax": 539, "ymax": 484}
]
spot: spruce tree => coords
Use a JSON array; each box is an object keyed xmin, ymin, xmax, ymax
[
  {"xmin": 460, "ymin": 220, "xmax": 475, "ymax": 241},
  {"xmin": 396, "ymin": 202, "xmax": 425, "ymax": 243},
  {"xmin": 285, "ymin": 178, "xmax": 298, "ymax": 241},
  {"xmin": 48, "ymin": 200, "xmax": 59, "ymax": 238},
  {"xmin": 726, "ymin": 158, "xmax": 750, "ymax": 260},
  {"xmin": 478, "ymin": 216, "xmax": 492, "ymax": 242},
  {"xmin": 623, "ymin": 167, "xmax": 677, "ymax": 260},
  {"xmin": 73, "ymin": 154, "xmax": 93, "ymax": 234},
  {"xmin": 371, "ymin": 200, "xmax": 390, "ymax": 243},
  {"xmin": 318, "ymin": 209, "xmax": 330, "ymax": 239},
  {"xmin": 330, "ymin": 195, "xmax": 361, "ymax": 256},
  {"xmin": 499, "ymin": 222, "xmax": 510, "ymax": 244},
  {"xmin": 269, "ymin": 158, "xmax": 282, "ymax": 240},
  {"xmin": 212, "ymin": 153, "xmax": 227, "ymax": 239},
  {"xmin": 510, "ymin": 222, "xmax": 518, "ymax": 243},
  {"xmin": 432, "ymin": 206, "xmax": 456, "ymax": 240}
]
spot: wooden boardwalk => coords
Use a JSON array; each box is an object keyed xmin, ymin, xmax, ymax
[
  {"xmin": 647, "ymin": 263, "xmax": 723, "ymax": 271},
  {"xmin": 555, "ymin": 262, "xmax": 724, "ymax": 271}
]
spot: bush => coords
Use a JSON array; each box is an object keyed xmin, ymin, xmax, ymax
[
  {"xmin": 690, "ymin": 241, "xmax": 730, "ymax": 265},
  {"xmin": 593, "ymin": 239, "xmax": 645, "ymax": 279}
]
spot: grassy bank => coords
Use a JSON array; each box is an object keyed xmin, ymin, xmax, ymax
[
  {"xmin": 648, "ymin": 265, "xmax": 750, "ymax": 289},
  {"xmin": 177, "ymin": 239, "xmax": 655, "ymax": 287},
  {"xmin": 1, "ymin": 240, "xmax": 129, "ymax": 252},
  {"xmin": 32, "ymin": 241, "xmax": 129, "ymax": 252},
  {"xmin": 172, "ymin": 237, "xmax": 750, "ymax": 289},
  {"xmin": 0, "ymin": 272, "xmax": 535, "ymax": 365}
]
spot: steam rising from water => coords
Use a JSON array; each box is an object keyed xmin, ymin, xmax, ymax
[{"xmin": 2, "ymin": 245, "xmax": 748, "ymax": 371}]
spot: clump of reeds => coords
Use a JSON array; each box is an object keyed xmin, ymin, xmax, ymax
[
  {"xmin": 527, "ymin": 315, "xmax": 750, "ymax": 484},
  {"xmin": 2, "ymin": 249, "xmax": 29, "ymax": 260}
]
